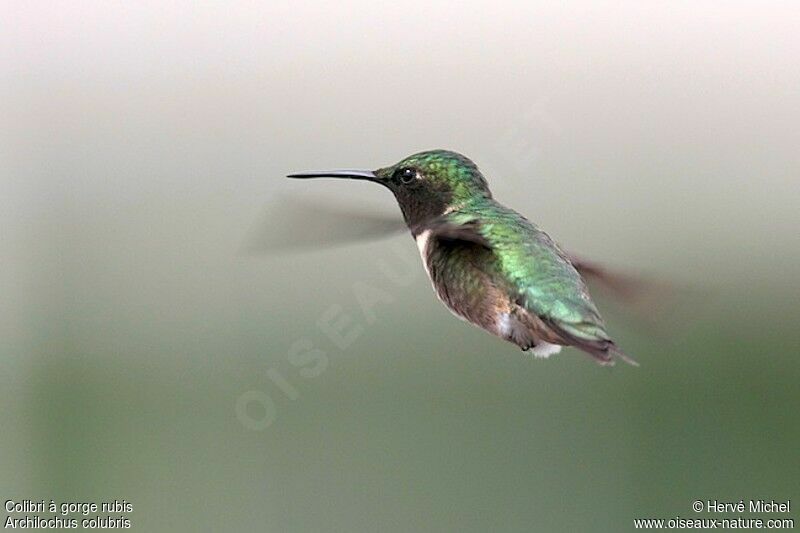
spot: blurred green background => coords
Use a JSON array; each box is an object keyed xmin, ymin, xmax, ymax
[{"xmin": 2, "ymin": 1, "xmax": 798, "ymax": 531}]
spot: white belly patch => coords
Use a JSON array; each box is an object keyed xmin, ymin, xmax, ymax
[
  {"xmin": 498, "ymin": 312, "xmax": 512, "ymax": 337},
  {"xmin": 531, "ymin": 342, "xmax": 562, "ymax": 358}
]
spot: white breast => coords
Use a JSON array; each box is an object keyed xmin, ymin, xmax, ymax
[
  {"xmin": 414, "ymin": 229, "xmax": 469, "ymax": 324},
  {"xmin": 415, "ymin": 229, "xmax": 433, "ymax": 279}
]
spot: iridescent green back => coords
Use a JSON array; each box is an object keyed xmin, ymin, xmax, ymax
[{"xmin": 447, "ymin": 199, "xmax": 612, "ymax": 343}]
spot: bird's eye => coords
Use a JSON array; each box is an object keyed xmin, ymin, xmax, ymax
[{"xmin": 395, "ymin": 167, "xmax": 417, "ymax": 184}]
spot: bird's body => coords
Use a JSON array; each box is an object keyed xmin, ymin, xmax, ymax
[
  {"xmin": 415, "ymin": 198, "xmax": 622, "ymax": 363},
  {"xmin": 288, "ymin": 149, "xmax": 636, "ymax": 366}
]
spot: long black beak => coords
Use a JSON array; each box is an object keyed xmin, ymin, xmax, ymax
[{"xmin": 286, "ymin": 170, "xmax": 379, "ymax": 182}]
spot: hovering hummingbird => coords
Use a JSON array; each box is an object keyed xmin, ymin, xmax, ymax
[{"xmin": 288, "ymin": 150, "xmax": 638, "ymax": 366}]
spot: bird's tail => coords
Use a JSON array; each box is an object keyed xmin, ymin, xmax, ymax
[
  {"xmin": 608, "ymin": 344, "xmax": 639, "ymax": 367},
  {"xmin": 544, "ymin": 318, "xmax": 639, "ymax": 367},
  {"xmin": 578, "ymin": 342, "xmax": 638, "ymax": 367}
]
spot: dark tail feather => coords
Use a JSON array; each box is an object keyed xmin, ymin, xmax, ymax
[
  {"xmin": 542, "ymin": 317, "xmax": 640, "ymax": 367},
  {"xmin": 608, "ymin": 344, "xmax": 639, "ymax": 367},
  {"xmin": 578, "ymin": 342, "xmax": 639, "ymax": 367}
]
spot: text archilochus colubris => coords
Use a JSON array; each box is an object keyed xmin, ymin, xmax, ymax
[{"xmin": 288, "ymin": 150, "xmax": 637, "ymax": 366}]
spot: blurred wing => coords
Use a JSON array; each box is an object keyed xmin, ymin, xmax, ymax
[
  {"xmin": 567, "ymin": 253, "xmax": 673, "ymax": 308},
  {"xmin": 565, "ymin": 252, "xmax": 703, "ymax": 342},
  {"xmin": 241, "ymin": 194, "xmax": 406, "ymax": 254}
]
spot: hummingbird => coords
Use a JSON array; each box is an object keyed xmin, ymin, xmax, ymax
[{"xmin": 288, "ymin": 150, "xmax": 637, "ymax": 366}]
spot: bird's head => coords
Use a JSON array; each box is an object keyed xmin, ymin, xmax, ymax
[{"xmin": 288, "ymin": 150, "xmax": 492, "ymax": 228}]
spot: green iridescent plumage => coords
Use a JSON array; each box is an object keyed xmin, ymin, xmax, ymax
[
  {"xmin": 288, "ymin": 149, "xmax": 635, "ymax": 365},
  {"xmin": 377, "ymin": 150, "xmax": 491, "ymax": 204},
  {"xmin": 445, "ymin": 200, "xmax": 611, "ymax": 346}
]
